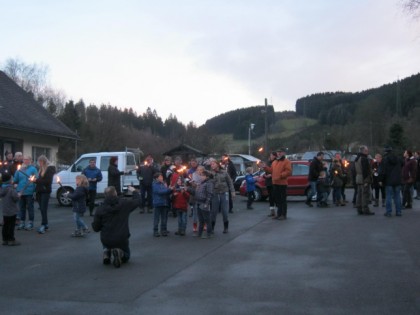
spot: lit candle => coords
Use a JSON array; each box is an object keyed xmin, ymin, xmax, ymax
[
  {"xmin": 17, "ymin": 164, "xmax": 29, "ymax": 178},
  {"xmin": 21, "ymin": 175, "xmax": 36, "ymax": 191}
]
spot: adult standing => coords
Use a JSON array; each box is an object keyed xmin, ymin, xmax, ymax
[
  {"xmin": 306, "ymin": 152, "xmax": 324, "ymax": 207},
  {"xmin": 401, "ymin": 149, "xmax": 417, "ymax": 209},
  {"xmin": 92, "ymin": 186, "xmax": 140, "ymax": 268},
  {"xmin": 354, "ymin": 145, "xmax": 374, "ymax": 215},
  {"xmin": 209, "ymin": 158, "xmax": 235, "ymax": 233},
  {"xmin": 221, "ymin": 154, "xmax": 237, "ymax": 214},
  {"xmin": 415, "ymin": 151, "xmax": 420, "ymax": 200},
  {"xmin": 108, "ymin": 156, "xmax": 124, "ymax": 196},
  {"xmin": 380, "ymin": 146, "xmax": 403, "ymax": 217},
  {"xmin": 82, "ymin": 158, "xmax": 103, "ymax": 216},
  {"xmin": 13, "ymin": 155, "xmax": 38, "ymax": 230},
  {"xmin": 137, "ymin": 155, "xmax": 159, "ymax": 213},
  {"xmin": 161, "ymin": 156, "xmax": 173, "ymax": 186},
  {"xmin": 32, "ymin": 155, "xmax": 56, "ymax": 234},
  {"xmin": 371, "ymin": 153, "xmax": 385, "ymax": 207},
  {"xmin": 263, "ymin": 152, "xmax": 277, "ymax": 217},
  {"xmin": 263, "ymin": 148, "xmax": 292, "ymax": 220}
]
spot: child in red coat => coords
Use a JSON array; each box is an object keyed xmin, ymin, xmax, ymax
[{"xmin": 172, "ymin": 177, "xmax": 191, "ymax": 236}]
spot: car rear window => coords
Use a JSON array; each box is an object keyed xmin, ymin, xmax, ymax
[{"xmin": 292, "ymin": 163, "xmax": 309, "ymax": 176}]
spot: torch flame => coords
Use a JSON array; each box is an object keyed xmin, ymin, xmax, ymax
[
  {"xmin": 343, "ymin": 160, "xmax": 349, "ymax": 168},
  {"xmin": 177, "ymin": 166, "xmax": 187, "ymax": 173},
  {"xmin": 29, "ymin": 175, "xmax": 36, "ymax": 182},
  {"xmin": 17, "ymin": 164, "xmax": 21, "ymax": 171},
  {"xmin": 56, "ymin": 176, "xmax": 61, "ymax": 184},
  {"xmin": 258, "ymin": 147, "xmax": 263, "ymax": 152}
]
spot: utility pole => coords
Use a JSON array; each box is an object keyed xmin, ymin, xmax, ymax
[{"xmin": 264, "ymin": 98, "xmax": 268, "ymax": 155}]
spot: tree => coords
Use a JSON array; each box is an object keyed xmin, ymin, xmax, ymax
[
  {"xmin": 402, "ymin": 0, "xmax": 420, "ymax": 19},
  {"xmin": 387, "ymin": 123, "xmax": 407, "ymax": 154}
]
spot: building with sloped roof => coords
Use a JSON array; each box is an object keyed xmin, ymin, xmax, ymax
[{"xmin": 0, "ymin": 71, "xmax": 78, "ymax": 164}]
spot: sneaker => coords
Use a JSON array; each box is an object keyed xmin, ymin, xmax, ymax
[
  {"xmin": 112, "ymin": 248, "xmax": 123, "ymax": 268},
  {"xmin": 17, "ymin": 223, "xmax": 25, "ymax": 230},
  {"xmin": 71, "ymin": 230, "xmax": 84, "ymax": 237},
  {"xmin": 161, "ymin": 231, "xmax": 168, "ymax": 237},
  {"xmin": 153, "ymin": 232, "xmax": 161, "ymax": 237},
  {"xmin": 37, "ymin": 225, "xmax": 46, "ymax": 234},
  {"xmin": 103, "ymin": 250, "xmax": 111, "ymax": 265},
  {"xmin": 82, "ymin": 228, "xmax": 90, "ymax": 234},
  {"xmin": 25, "ymin": 222, "xmax": 33, "ymax": 231},
  {"xmin": 384, "ymin": 212, "xmax": 392, "ymax": 217}
]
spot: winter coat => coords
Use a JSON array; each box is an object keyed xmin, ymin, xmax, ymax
[
  {"xmin": 264, "ymin": 156, "xmax": 292, "ymax": 186},
  {"xmin": 308, "ymin": 158, "xmax": 324, "ymax": 181},
  {"xmin": 152, "ymin": 180, "xmax": 172, "ymax": 207},
  {"xmin": 402, "ymin": 157, "xmax": 417, "ymax": 184},
  {"xmin": 108, "ymin": 164, "xmax": 124, "ymax": 194},
  {"xmin": 0, "ymin": 184, "xmax": 19, "ymax": 216},
  {"xmin": 35, "ymin": 165, "xmax": 56, "ymax": 194},
  {"xmin": 171, "ymin": 187, "xmax": 190, "ymax": 211},
  {"xmin": 137, "ymin": 164, "xmax": 159, "ymax": 187},
  {"xmin": 13, "ymin": 164, "xmax": 37, "ymax": 195},
  {"xmin": 82, "ymin": 166, "xmax": 103, "ymax": 191},
  {"xmin": 68, "ymin": 186, "xmax": 88, "ymax": 214},
  {"xmin": 211, "ymin": 169, "xmax": 235, "ymax": 194},
  {"xmin": 354, "ymin": 153, "xmax": 372, "ymax": 185},
  {"xmin": 91, "ymin": 192, "xmax": 140, "ymax": 248},
  {"xmin": 380, "ymin": 152, "xmax": 403, "ymax": 186},
  {"xmin": 331, "ymin": 163, "xmax": 344, "ymax": 188},
  {"xmin": 245, "ymin": 174, "xmax": 256, "ymax": 192},
  {"xmin": 194, "ymin": 178, "xmax": 213, "ymax": 210}
]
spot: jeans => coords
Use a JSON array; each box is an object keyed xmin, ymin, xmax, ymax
[
  {"xmin": 308, "ymin": 181, "xmax": 317, "ymax": 202},
  {"xmin": 177, "ymin": 210, "xmax": 188, "ymax": 231},
  {"xmin": 211, "ymin": 192, "xmax": 229, "ymax": 225},
  {"xmin": 197, "ymin": 203, "xmax": 212, "ymax": 236},
  {"xmin": 333, "ymin": 187, "xmax": 342, "ymax": 204},
  {"xmin": 73, "ymin": 212, "xmax": 88, "ymax": 230},
  {"xmin": 247, "ymin": 191, "xmax": 255, "ymax": 207},
  {"xmin": 385, "ymin": 185, "xmax": 402, "ymax": 215},
  {"xmin": 87, "ymin": 190, "xmax": 97, "ymax": 213},
  {"xmin": 19, "ymin": 195, "xmax": 35, "ymax": 222},
  {"xmin": 141, "ymin": 184, "xmax": 153, "ymax": 208},
  {"xmin": 153, "ymin": 206, "xmax": 168, "ymax": 232},
  {"xmin": 273, "ymin": 185, "xmax": 287, "ymax": 216},
  {"xmin": 37, "ymin": 193, "xmax": 50, "ymax": 226}
]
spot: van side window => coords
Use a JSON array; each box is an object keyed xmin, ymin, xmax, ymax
[
  {"xmin": 100, "ymin": 156, "xmax": 112, "ymax": 171},
  {"xmin": 72, "ymin": 157, "xmax": 91, "ymax": 172},
  {"xmin": 126, "ymin": 154, "xmax": 136, "ymax": 168}
]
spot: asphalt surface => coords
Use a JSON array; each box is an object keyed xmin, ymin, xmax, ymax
[{"xmin": 1, "ymin": 191, "xmax": 420, "ymax": 315}]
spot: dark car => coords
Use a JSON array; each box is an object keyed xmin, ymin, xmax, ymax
[{"xmin": 239, "ymin": 160, "xmax": 312, "ymax": 201}]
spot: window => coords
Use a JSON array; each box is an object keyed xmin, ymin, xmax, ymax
[
  {"xmin": 100, "ymin": 156, "xmax": 112, "ymax": 171},
  {"xmin": 292, "ymin": 164, "xmax": 309, "ymax": 176},
  {"xmin": 72, "ymin": 157, "xmax": 91, "ymax": 172},
  {"xmin": 32, "ymin": 147, "xmax": 51, "ymax": 162}
]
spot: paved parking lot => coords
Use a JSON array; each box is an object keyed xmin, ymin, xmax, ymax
[{"xmin": 1, "ymin": 192, "xmax": 420, "ymax": 315}]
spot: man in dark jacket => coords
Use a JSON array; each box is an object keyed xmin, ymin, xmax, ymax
[
  {"xmin": 306, "ymin": 151, "xmax": 324, "ymax": 207},
  {"xmin": 221, "ymin": 154, "xmax": 237, "ymax": 213},
  {"xmin": 137, "ymin": 155, "xmax": 159, "ymax": 213},
  {"xmin": 401, "ymin": 150, "xmax": 417, "ymax": 209},
  {"xmin": 355, "ymin": 145, "xmax": 374, "ymax": 215},
  {"xmin": 92, "ymin": 186, "xmax": 139, "ymax": 268},
  {"xmin": 380, "ymin": 146, "xmax": 403, "ymax": 217}
]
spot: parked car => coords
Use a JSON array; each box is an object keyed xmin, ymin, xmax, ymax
[
  {"xmin": 234, "ymin": 169, "xmax": 264, "ymax": 192},
  {"xmin": 239, "ymin": 160, "xmax": 312, "ymax": 201}
]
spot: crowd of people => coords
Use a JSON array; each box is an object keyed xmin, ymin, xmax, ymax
[
  {"xmin": 304, "ymin": 146, "xmax": 420, "ymax": 218},
  {"xmin": 1, "ymin": 146, "xmax": 419, "ymax": 268}
]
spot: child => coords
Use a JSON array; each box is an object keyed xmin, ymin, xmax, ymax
[
  {"xmin": 172, "ymin": 177, "xmax": 191, "ymax": 236},
  {"xmin": 195, "ymin": 170, "xmax": 213, "ymax": 239},
  {"xmin": 0, "ymin": 172, "xmax": 21, "ymax": 246},
  {"xmin": 152, "ymin": 172, "xmax": 172, "ymax": 237},
  {"xmin": 316, "ymin": 170, "xmax": 330, "ymax": 207},
  {"xmin": 245, "ymin": 167, "xmax": 256, "ymax": 210},
  {"xmin": 65, "ymin": 174, "xmax": 90, "ymax": 237}
]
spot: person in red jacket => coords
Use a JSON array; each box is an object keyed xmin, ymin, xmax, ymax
[
  {"xmin": 263, "ymin": 148, "xmax": 292, "ymax": 220},
  {"xmin": 172, "ymin": 177, "xmax": 191, "ymax": 236}
]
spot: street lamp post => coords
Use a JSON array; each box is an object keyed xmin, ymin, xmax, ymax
[{"xmin": 248, "ymin": 123, "xmax": 255, "ymax": 156}]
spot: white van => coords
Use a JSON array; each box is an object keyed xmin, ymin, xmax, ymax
[{"xmin": 52, "ymin": 151, "xmax": 139, "ymax": 206}]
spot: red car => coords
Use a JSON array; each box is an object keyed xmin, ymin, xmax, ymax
[{"xmin": 239, "ymin": 160, "xmax": 311, "ymax": 201}]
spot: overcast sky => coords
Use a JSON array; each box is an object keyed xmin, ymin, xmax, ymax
[{"xmin": 1, "ymin": 0, "xmax": 419, "ymax": 126}]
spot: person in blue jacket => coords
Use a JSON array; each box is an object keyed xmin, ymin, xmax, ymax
[
  {"xmin": 245, "ymin": 167, "xmax": 257, "ymax": 210},
  {"xmin": 13, "ymin": 155, "xmax": 38, "ymax": 231},
  {"xmin": 82, "ymin": 158, "xmax": 103, "ymax": 216},
  {"xmin": 152, "ymin": 172, "xmax": 173, "ymax": 237}
]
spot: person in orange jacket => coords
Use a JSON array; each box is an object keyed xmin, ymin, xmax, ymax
[{"xmin": 263, "ymin": 148, "xmax": 292, "ymax": 220}]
